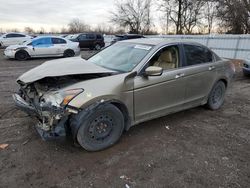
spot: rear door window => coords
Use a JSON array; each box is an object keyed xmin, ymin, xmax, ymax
[
  {"xmin": 183, "ymin": 44, "xmax": 213, "ymax": 66},
  {"xmin": 96, "ymin": 34, "xmax": 103, "ymax": 40},
  {"xmin": 52, "ymin": 38, "xmax": 66, "ymax": 44}
]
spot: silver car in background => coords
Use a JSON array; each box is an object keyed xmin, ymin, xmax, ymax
[
  {"xmin": 0, "ymin": 32, "xmax": 33, "ymax": 47},
  {"xmin": 4, "ymin": 36, "xmax": 80, "ymax": 60}
]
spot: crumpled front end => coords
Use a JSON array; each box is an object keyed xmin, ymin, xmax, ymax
[{"xmin": 13, "ymin": 79, "xmax": 82, "ymax": 140}]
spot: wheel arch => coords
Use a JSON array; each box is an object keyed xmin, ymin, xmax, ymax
[
  {"xmin": 109, "ymin": 100, "xmax": 131, "ymax": 131},
  {"xmin": 69, "ymin": 99, "xmax": 131, "ymax": 143},
  {"xmin": 215, "ymin": 77, "xmax": 228, "ymax": 88},
  {"xmin": 15, "ymin": 48, "xmax": 30, "ymax": 59}
]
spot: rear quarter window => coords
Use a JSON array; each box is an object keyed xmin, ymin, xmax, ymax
[
  {"xmin": 96, "ymin": 34, "xmax": 103, "ymax": 39},
  {"xmin": 184, "ymin": 44, "xmax": 213, "ymax": 66},
  {"xmin": 87, "ymin": 34, "xmax": 95, "ymax": 39}
]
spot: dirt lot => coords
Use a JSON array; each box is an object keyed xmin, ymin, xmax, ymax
[{"xmin": 0, "ymin": 49, "xmax": 249, "ymax": 188}]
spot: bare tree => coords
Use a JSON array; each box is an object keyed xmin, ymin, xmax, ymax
[
  {"xmin": 159, "ymin": 0, "xmax": 183, "ymax": 34},
  {"xmin": 159, "ymin": 0, "xmax": 206, "ymax": 34},
  {"xmin": 182, "ymin": 0, "xmax": 205, "ymax": 34},
  {"xmin": 203, "ymin": 1, "xmax": 218, "ymax": 34},
  {"xmin": 68, "ymin": 18, "xmax": 90, "ymax": 33},
  {"xmin": 110, "ymin": 0, "xmax": 153, "ymax": 34},
  {"xmin": 24, "ymin": 27, "xmax": 34, "ymax": 34},
  {"xmin": 38, "ymin": 27, "xmax": 45, "ymax": 34},
  {"xmin": 217, "ymin": 0, "xmax": 250, "ymax": 34}
]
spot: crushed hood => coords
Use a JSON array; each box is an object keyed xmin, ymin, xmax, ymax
[{"xmin": 17, "ymin": 57, "xmax": 116, "ymax": 84}]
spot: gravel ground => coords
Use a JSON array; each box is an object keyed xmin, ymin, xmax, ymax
[{"xmin": 0, "ymin": 49, "xmax": 249, "ymax": 188}]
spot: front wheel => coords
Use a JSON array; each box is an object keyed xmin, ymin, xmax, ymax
[
  {"xmin": 74, "ymin": 104, "xmax": 124, "ymax": 151},
  {"xmin": 15, "ymin": 50, "xmax": 29, "ymax": 61},
  {"xmin": 206, "ymin": 81, "xmax": 226, "ymax": 110}
]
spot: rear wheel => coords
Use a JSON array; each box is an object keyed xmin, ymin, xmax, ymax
[
  {"xmin": 94, "ymin": 44, "xmax": 101, "ymax": 50},
  {"xmin": 15, "ymin": 50, "xmax": 29, "ymax": 61},
  {"xmin": 64, "ymin": 49, "xmax": 75, "ymax": 57},
  {"xmin": 207, "ymin": 81, "xmax": 226, "ymax": 110},
  {"xmin": 73, "ymin": 103, "xmax": 124, "ymax": 151}
]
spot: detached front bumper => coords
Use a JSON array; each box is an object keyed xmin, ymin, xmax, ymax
[{"xmin": 13, "ymin": 93, "xmax": 68, "ymax": 140}]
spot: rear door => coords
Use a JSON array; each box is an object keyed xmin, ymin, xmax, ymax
[
  {"xmin": 181, "ymin": 44, "xmax": 217, "ymax": 104},
  {"xmin": 51, "ymin": 37, "xmax": 67, "ymax": 55}
]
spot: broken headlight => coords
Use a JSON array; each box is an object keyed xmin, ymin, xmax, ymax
[{"xmin": 41, "ymin": 88, "xmax": 84, "ymax": 107}]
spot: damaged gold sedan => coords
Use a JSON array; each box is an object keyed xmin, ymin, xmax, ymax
[{"xmin": 13, "ymin": 38, "xmax": 235, "ymax": 151}]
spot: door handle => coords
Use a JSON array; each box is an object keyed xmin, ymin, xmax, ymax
[
  {"xmin": 209, "ymin": 66, "xmax": 215, "ymax": 71},
  {"xmin": 175, "ymin": 73, "xmax": 185, "ymax": 79}
]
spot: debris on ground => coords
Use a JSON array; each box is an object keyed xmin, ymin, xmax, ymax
[
  {"xmin": 125, "ymin": 184, "xmax": 130, "ymax": 188},
  {"xmin": 0, "ymin": 143, "xmax": 9, "ymax": 149},
  {"xmin": 165, "ymin": 126, "xmax": 170, "ymax": 130},
  {"xmin": 22, "ymin": 139, "xmax": 30, "ymax": 145},
  {"xmin": 120, "ymin": 175, "xmax": 130, "ymax": 181}
]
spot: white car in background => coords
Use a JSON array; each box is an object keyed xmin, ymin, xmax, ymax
[
  {"xmin": 4, "ymin": 36, "xmax": 80, "ymax": 60},
  {"xmin": 0, "ymin": 33, "xmax": 33, "ymax": 47}
]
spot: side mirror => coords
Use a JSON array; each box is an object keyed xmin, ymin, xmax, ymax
[{"xmin": 144, "ymin": 66, "xmax": 163, "ymax": 76}]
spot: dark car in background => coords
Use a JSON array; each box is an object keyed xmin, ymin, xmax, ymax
[
  {"xmin": 110, "ymin": 34, "xmax": 145, "ymax": 44},
  {"xmin": 243, "ymin": 60, "xmax": 250, "ymax": 76},
  {"xmin": 67, "ymin": 33, "xmax": 105, "ymax": 50}
]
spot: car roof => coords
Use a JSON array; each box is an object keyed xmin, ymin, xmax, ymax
[
  {"xmin": 33, "ymin": 36, "xmax": 64, "ymax": 39},
  {"xmin": 77, "ymin": 33, "xmax": 102, "ymax": 35},
  {"xmin": 120, "ymin": 37, "xmax": 204, "ymax": 46},
  {"xmin": 4, "ymin": 32, "xmax": 27, "ymax": 35},
  {"xmin": 115, "ymin": 34, "xmax": 143, "ymax": 37}
]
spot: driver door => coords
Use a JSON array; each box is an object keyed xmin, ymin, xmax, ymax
[
  {"xmin": 31, "ymin": 38, "xmax": 54, "ymax": 56},
  {"xmin": 134, "ymin": 45, "xmax": 186, "ymax": 123}
]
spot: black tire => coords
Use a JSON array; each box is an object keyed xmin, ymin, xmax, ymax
[
  {"xmin": 73, "ymin": 103, "xmax": 124, "ymax": 151},
  {"xmin": 207, "ymin": 81, "xmax": 226, "ymax": 110},
  {"xmin": 64, "ymin": 49, "xmax": 75, "ymax": 57},
  {"xmin": 94, "ymin": 44, "xmax": 101, "ymax": 50},
  {"xmin": 15, "ymin": 50, "xmax": 29, "ymax": 61}
]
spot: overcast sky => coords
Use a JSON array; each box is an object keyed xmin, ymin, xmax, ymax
[{"xmin": 0, "ymin": 0, "xmax": 117, "ymax": 32}]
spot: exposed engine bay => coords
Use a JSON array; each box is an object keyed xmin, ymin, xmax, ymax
[{"xmin": 14, "ymin": 73, "xmax": 114, "ymax": 139}]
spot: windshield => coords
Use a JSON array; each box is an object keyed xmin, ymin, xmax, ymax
[
  {"xmin": 88, "ymin": 43, "xmax": 153, "ymax": 72},
  {"xmin": 22, "ymin": 39, "xmax": 32, "ymax": 45}
]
